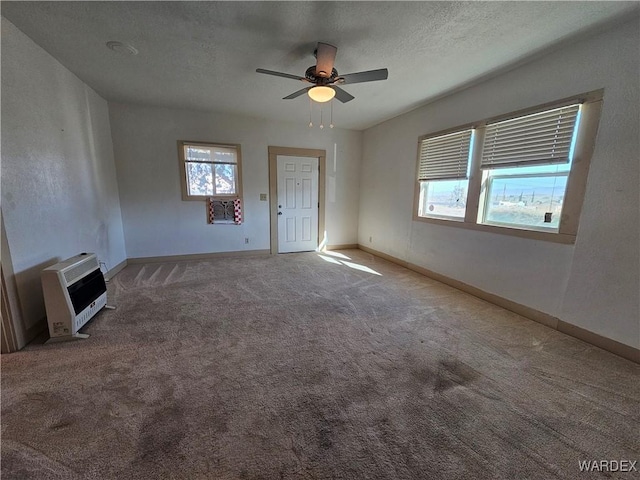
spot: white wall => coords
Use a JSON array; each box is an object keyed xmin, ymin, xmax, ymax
[
  {"xmin": 1, "ymin": 18, "xmax": 127, "ymax": 331},
  {"xmin": 359, "ymin": 18, "xmax": 639, "ymax": 348},
  {"xmin": 109, "ymin": 104, "xmax": 362, "ymax": 258}
]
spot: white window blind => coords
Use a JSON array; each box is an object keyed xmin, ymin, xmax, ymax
[
  {"xmin": 417, "ymin": 129, "xmax": 472, "ymax": 181},
  {"xmin": 481, "ymin": 104, "xmax": 580, "ymax": 169},
  {"xmin": 185, "ymin": 144, "xmax": 237, "ymax": 164}
]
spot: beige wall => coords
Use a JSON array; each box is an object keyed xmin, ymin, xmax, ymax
[{"xmin": 108, "ymin": 103, "xmax": 362, "ymax": 258}]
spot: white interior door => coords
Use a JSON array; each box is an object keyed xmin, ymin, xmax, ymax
[{"xmin": 277, "ymin": 155, "xmax": 319, "ymax": 253}]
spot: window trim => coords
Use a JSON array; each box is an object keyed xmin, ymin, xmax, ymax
[
  {"xmin": 413, "ymin": 89, "xmax": 603, "ymax": 244},
  {"xmin": 178, "ymin": 140, "xmax": 243, "ymax": 202}
]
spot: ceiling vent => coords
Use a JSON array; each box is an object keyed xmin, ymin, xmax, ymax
[{"xmin": 106, "ymin": 41, "xmax": 138, "ymax": 56}]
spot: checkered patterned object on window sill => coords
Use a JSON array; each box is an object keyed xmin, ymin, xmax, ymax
[
  {"xmin": 207, "ymin": 198, "xmax": 242, "ymax": 225},
  {"xmin": 233, "ymin": 198, "xmax": 242, "ymax": 225}
]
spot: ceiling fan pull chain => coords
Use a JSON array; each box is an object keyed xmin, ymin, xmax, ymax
[
  {"xmin": 330, "ymin": 100, "xmax": 334, "ymax": 129},
  {"xmin": 309, "ymin": 97, "xmax": 313, "ymax": 127}
]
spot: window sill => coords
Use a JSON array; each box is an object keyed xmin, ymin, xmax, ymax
[
  {"xmin": 210, "ymin": 220, "xmax": 237, "ymax": 225},
  {"xmin": 420, "ymin": 214, "xmax": 465, "ymax": 222},
  {"xmin": 413, "ymin": 214, "xmax": 576, "ymax": 244},
  {"xmin": 183, "ymin": 195, "xmax": 240, "ymax": 202}
]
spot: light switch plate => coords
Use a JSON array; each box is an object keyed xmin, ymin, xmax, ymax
[{"xmin": 260, "ymin": 193, "xmax": 267, "ymax": 201}]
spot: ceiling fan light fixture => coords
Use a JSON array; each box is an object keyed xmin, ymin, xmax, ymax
[{"xmin": 308, "ymin": 86, "xmax": 335, "ymax": 103}]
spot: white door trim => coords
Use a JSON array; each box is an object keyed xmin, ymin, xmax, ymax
[{"xmin": 268, "ymin": 146, "xmax": 326, "ymax": 255}]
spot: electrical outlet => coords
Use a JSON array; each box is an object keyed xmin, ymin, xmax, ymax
[
  {"xmin": 259, "ymin": 193, "xmax": 267, "ymax": 201},
  {"xmin": 245, "ymin": 238, "xmax": 249, "ymax": 244}
]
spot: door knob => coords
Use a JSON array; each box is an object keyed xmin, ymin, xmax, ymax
[
  {"xmin": 278, "ymin": 212, "xmax": 282, "ymax": 215},
  {"xmin": 278, "ymin": 205, "xmax": 282, "ymax": 208}
]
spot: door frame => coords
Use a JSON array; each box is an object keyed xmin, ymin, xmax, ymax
[{"xmin": 268, "ymin": 146, "xmax": 326, "ymax": 255}]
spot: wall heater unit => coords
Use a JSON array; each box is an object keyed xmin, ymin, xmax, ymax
[{"xmin": 42, "ymin": 253, "xmax": 107, "ymax": 341}]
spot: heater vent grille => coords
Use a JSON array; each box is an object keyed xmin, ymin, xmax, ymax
[{"xmin": 63, "ymin": 255, "xmax": 99, "ymax": 285}]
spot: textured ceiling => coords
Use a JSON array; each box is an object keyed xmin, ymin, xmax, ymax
[{"xmin": 2, "ymin": 1, "xmax": 638, "ymax": 130}]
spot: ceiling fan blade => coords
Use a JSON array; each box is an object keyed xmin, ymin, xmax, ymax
[
  {"xmin": 256, "ymin": 68, "xmax": 307, "ymax": 81},
  {"xmin": 338, "ymin": 68, "xmax": 389, "ymax": 84},
  {"xmin": 283, "ymin": 87, "xmax": 312, "ymax": 100},
  {"xmin": 332, "ymin": 86, "xmax": 355, "ymax": 103},
  {"xmin": 315, "ymin": 42, "xmax": 337, "ymax": 78}
]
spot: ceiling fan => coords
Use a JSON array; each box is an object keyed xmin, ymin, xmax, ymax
[{"xmin": 256, "ymin": 42, "xmax": 388, "ymax": 103}]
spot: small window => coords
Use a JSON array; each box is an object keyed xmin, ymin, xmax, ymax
[
  {"xmin": 178, "ymin": 141, "xmax": 242, "ymax": 201},
  {"xmin": 417, "ymin": 129, "xmax": 473, "ymax": 220}
]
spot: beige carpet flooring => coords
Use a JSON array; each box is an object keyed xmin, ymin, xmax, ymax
[{"xmin": 1, "ymin": 249, "xmax": 638, "ymax": 479}]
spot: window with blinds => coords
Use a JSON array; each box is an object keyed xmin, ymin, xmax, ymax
[
  {"xmin": 478, "ymin": 104, "xmax": 582, "ymax": 231},
  {"xmin": 480, "ymin": 104, "xmax": 580, "ymax": 170},
  {"xmin": 413, "ymin": 91, "xmax": 600, "ymax": 238},
  {"xmin": 416, "ymin": 129, "xmax": 473, "ymax": 220},
  {"xmin": 418, "ymin": 129, "xmax": 473, "ymax": 181}
]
